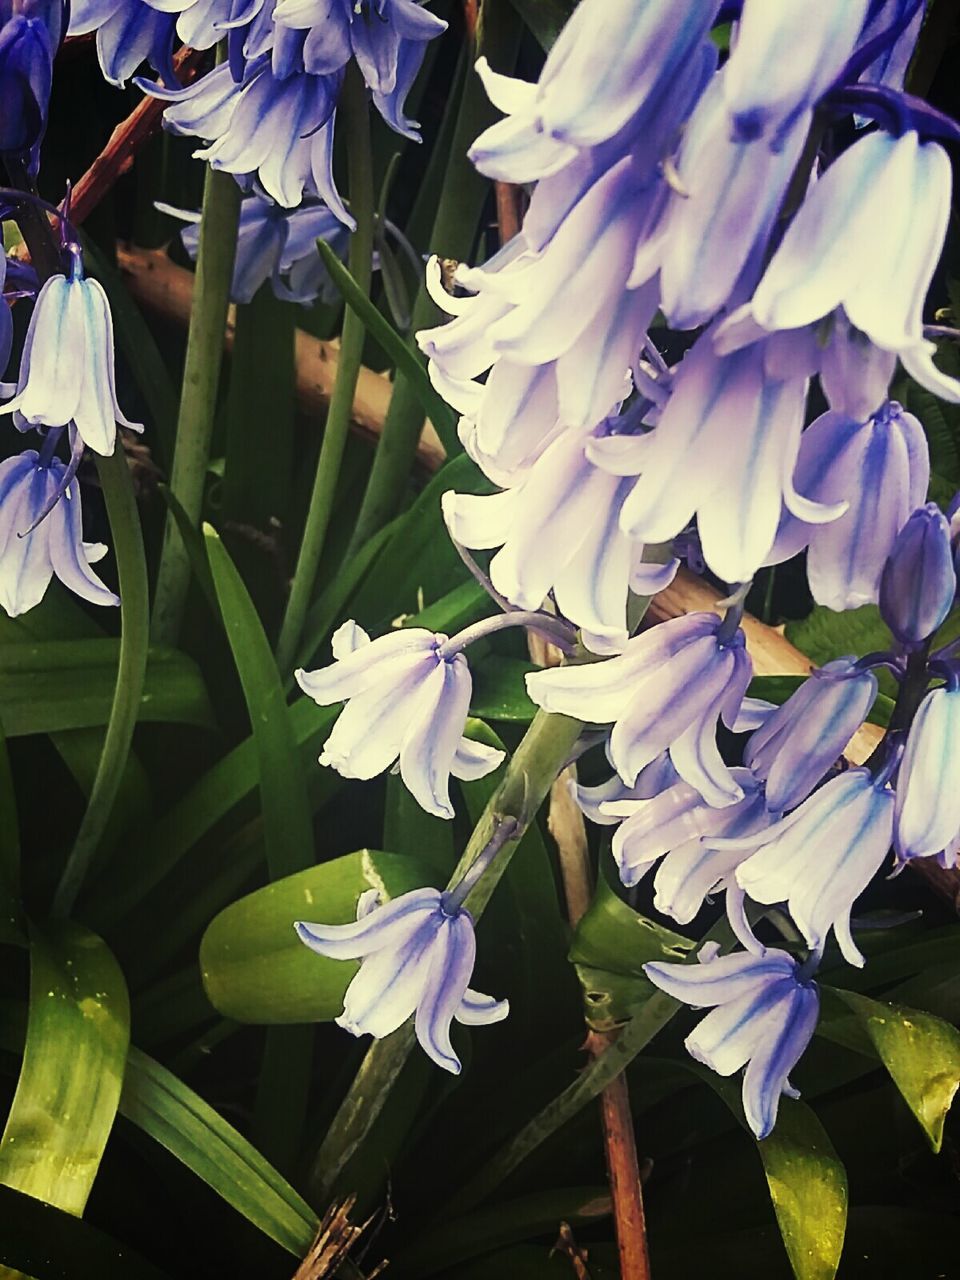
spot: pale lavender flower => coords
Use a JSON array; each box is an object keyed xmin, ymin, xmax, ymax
[
  {"xmin": 68, "ymin": 0, "xmax": 180, "ymax": 88},
  {"xmin": 297, "ymin": 886, "xmax": 508, "ymax": 1074},
  {"xmin": 713, "ymin": 768, "xmax": 895, "ymax": 966},
  {"xmin": 855, "ymin": 0, "xmax": 925, "ymax": 95},
  {"xmin": 527, "ymin": 612, "xmax": 752, "ymax": 807},
  {"xmin": 295, "ymin": 620, "xmax": 503, "ymax": 819},
  {"xmin": 895, "ymin": 683, "xmax": 960, "ymax": 862},
  {"xmin": 0, "ymin": 263, "xmax": 141, "ymax": 456},
  {"xmin": 765, "ymin": 403, "xmax": 929, "ymax": 611},
  {"xmin": 644, "ymin": 944, "xmax": 820, "ymax": 1139},
  {"xmin": 879, "ymin": 503, "xmax": 957, "ymax": 647},
  {"xmin": 0, "ymin": 449, "xmax": 118, "ymax": 617},
  {"xmin": 744, "ymin": 658, "xmax": 879, "ymax": 813},
  {"xmin": 818, "ymin": 313, "xmax": 898, "ymax": 421},
  {"xmin": 602, "ymin": 768, "xmax": 772, "ymax": 924},
  {"xmin": 575, "ymin": 753, "xmax": 680, "ymax": 826}
]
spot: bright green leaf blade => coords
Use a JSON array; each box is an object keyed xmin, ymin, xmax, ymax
[
  {"xmin": 829, "ymin": 986, "xmax": 960, "ymax": 1151},
  {"xmin": 316, "ymin": 239, "xmax": 458, "ymax": 452},
  {"xmin": 199, "ymin": 849, "xmax": 435, "ymax": 1023},
  {"xmin": 0, "ymin": 923, "xmax": 130, "ymax": 1216},
  {"xmin": 383, "ymin": 772, "xmax": 456, "ymax": 878},
  {"xmin": 0, "ymin": 1182, "xmax": 173, "ymax": 1280},
  {"xmin": 204, "ymin": 525, "xmax": 314, "ymax": 879},
  {"xmin": 119, "ymin": 1046, "xmax": 317, "ymax": 1256},
  {"xmin": 0, "ymin": 640, "xmax": 215, "ymax": 736},
  {"xmin": 695, "ymin": 1074, "xmax": 848, "ymax": 1280}
]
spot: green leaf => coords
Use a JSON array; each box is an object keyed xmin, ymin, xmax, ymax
[
  {"xmin": 470, "ymin": 656, "xmax": 539, "ymax": 721},
  {"xmin": 383, "ymin": 772, "xmax": 456, "ymax": 878},
  {"xmin": 0, "ymin": 1183, "xmax": 173, "ymax": 1280},
  {"xmin": 829, "ymin": 986, "xmax": 960, "ymax": 1151},
  {"xmin": 119, "ymin": 1046, "xmax": 317, "ymax": 1256},
  {"xmin": 505, "ymin": 0, "xmax": 576, "ymax": 49},
  {"xmin": 316, "ymin": 239, "xmax": 458, "ymax": 452},
  {"xmin": 199, "ymin": 849, "xmax": 436, "ymax": 1023},
  {"xmin": 694, "ymin": 1074, "xmax": 848, "ymax": 1280},
  {"xmin": 0, "ymin": 723, "xmax": 22, "ymax": 942},
  {"xmin": 0, "ymin": 923, "xmax": 130, "ymax": 1216},
  {"xmin": 786, "ymin": 603, "xmax": 960, "ymax": 675},
  {"xmin": 569, "ymin": 864, "xmax": 695, "ymax": 1029},
  {"xmin": 0, "ymin": 640, "xmax": 215, "ymax": 736}
]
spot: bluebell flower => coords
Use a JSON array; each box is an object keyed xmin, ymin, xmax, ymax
[
  {"xmin": 712, "ymin": 768, "xmax": 895, "ymax": 966},
  {"xmin": 0, "ymin": 449, "xmax": 119, "ymax": 616},
  {"xmin": 721, "ymin": 0, "xmax": 869, "ymax": 142},
  {"xmin": 0, "ymin": 261, "xmax": 141, "ymax": 456},
  {"xmin": 295, "ymin": 620, "xmax": 504, "ymax": 819},
  {"xmin": 0, "ymin": 0, "xmax": 60, "ymax": 157},
  {"xmin": 167, "ymin": 192, "xmax": 349, "ymax": 304},
  {"xmin": 895, "ymin": 684, "xmax": 960, "ymax": 864},
  {"xmin": 575, "ymin": 752, "xmax": 680, "ymax": 826},
  {"xmin": 619, "ymin": 329, "xmax": 842, "ymax": 584},
  {"xmin": 644, "ymin": 944, "xmax": 820, "ymax": 1139},
  {"xmin": 879, "ymin": 503, "xmax": 956, "ymax": 647},
  {"xmin": 442, "ymin": 425, "xmax": 677, "ymax": 656},
  {"xmin": 744, "ymin": 658, "xmax": 879, "ymax": 813},
  {"xmin": 724, "ymin": 129, "xmax": 960, "ymax": 403},
  {"xmin": 854, "ymin": 0, "xmax": 926, "ymax": 95},
  {"xmin": 601, "ymin": 768, "xmax": 772, "ymax": 924},
  {"xmin": 818, "ymin": 313, "xmax": 898, "ymax": 422},
  {"xmin": 296, "ymin": 886, "xmax": 508, "ymax": 1074},
  {"xmin": 764, "ymin": 403, "xmax": 929, "ymax": 611},
  {"xmin": 68, "ymin": 0, "xmax": 179, "ymax": 88},
  {"xmin": 527, "ymin": 611, "xmax": 753, "ymax": 807}
]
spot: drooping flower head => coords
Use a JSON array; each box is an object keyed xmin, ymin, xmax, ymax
[
  {"xmin": 879, "ymin": 503, "xmax": 957, "ymax": 648},
  {"xmin": 0, "ymin": 0, "xmax": 65, "ymax": 164},
  {"xmin": 895, "ymin": 682, "xmax": 960, "ymax": 866},
  {"xmin": 296, "ymin": 885, "xmax": 508, "ymax": 1074}
]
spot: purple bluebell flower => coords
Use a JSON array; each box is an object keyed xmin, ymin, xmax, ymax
[
  {"xmin": 0, "ymin": 260, "xmax": 141, "ymax": 456},
  {"xmin": 879, "ymin": 503, "xmax": 956, "ymax": 647},
  {"xmin": 295, "ymin": 620, "xmax": 504, "ymax": 819},
  {"xmin": 67, "ymin": 0, "xmax": 179, "ymax": 88},
  {"xmin": 527, "ymin": 612, "xmax": 753, "ymax": 808},
  {"xmin": 644, "ymin": 943, "xmax": 820, "ymax": 1139},
  {"xmin": 765, "ymin": 403, "xmax": 929, "ymax": 611},
  {"xmin": 0, "ymin": 0, "xmax": 61, "ymax": 158},
  {"xmin": 725, "ymin": 129, "xmax": 959, "ymax": 402},
  {"xmin": 818, "ymin": 313, "xmax": 898, "ymax": 422},
  {"xmin": 619, "ymin": 329, "xmax": 841, "ymax": 584},
  {"xmin": 575, "ymin": 752, "xmax": 681, "ymax": 826},
  {"xmin": 713, "ymin": 768, "xmax": 895, "ymax": 966},
  {"xmin": 296, "ymin": 886, "xmax": 508, "ymax": 1073},
  {"xmin": 744, "ymin": 658, "xmax": 879, "ymax": 813},
  {"xmin": 442, "ymin": 426, "xmax": 676, "ymax": 656},
  {"xmin": 601, "ymin": 768, "xmax": 772, "ymax": 924},
  {"xmin": 895, "ymin": 684, "xmax": 960, "ymax": 863},
  {"xmin": 721, "ymin": 0, "xmax": 869, "ymax": 142},
  {"xmin": 854, "ymin": 0, "xmax": 925, "ymax": 95},
  {"xmin": 0, "ymin": 449, "xmax": 119, "ymax": 616}
]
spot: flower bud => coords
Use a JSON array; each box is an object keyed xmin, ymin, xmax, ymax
[{"xmin": 879, "ymin": 502, "xmax": 956, "ymax": 646}]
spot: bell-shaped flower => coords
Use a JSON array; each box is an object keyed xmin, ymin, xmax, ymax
[
  {"xmin": 527, "ymin": 612, "xmax": 753, "ymax": 808},
  {"xmin": 765, "ymin": 403, "xmax": 929, "ymax": 610},
  {"xmin": 619, "ymin": 329, "xmax": 838, "ymax": 584},
  {"xmin": 726, "ymin": 129, "xmax": 959, "ymax": 402},
  {"xmin": 712, "ymin": 768, "xmax": 895, "ymax": 966},
  {"xmin": 818, "ymin": 312, "xmax": 897, "ymax": 422},
  {"xmin": 576, "ymin": 752, "xmax": 680, "ymax": 826},
  {"xmin": 854, "ymin": 0, "xmax": 926, "ymax": 94},
  {"xmin": 895, "ymin": 684, "xmax": 960, "ymax": 862},
  {"xmin": 69, "ymin": 0, "xmax": 179, "ymax": 89},
  {"xmin": 722, "ymin": 0, "xmax": 869, "ymax": 142},
  {"xmin": 0, "ymin": 449, "xmax": 119, "ymax": 617},
  {"xmin": 442, "ymin": 426, "xmax": 676, "ymax": 656},
  {"xmin": 296, "ymin": 886, "xmax": 508, "ymax": 1074},
  {"xmin": 744, "ymin": 658, "xmax": 879, "ymax": 812},
  {"xmin": 0, "ymin": 12, "xmax": 53, "ymax": 154},
  {"xmin": 644, "ymin": 944, "xmax": 820, "ymax": 1139},
  {"xmin": 603, "ymin": 769, "xmax": 772, "ymax": 924},
  {"xmin": 0, "ymin": 264, "xmax": 141, "ymax": 456},
  {"xmin": 295, "ymin": 620, "xmax": 504, "ymax": 819},
  {"xmin": 879, "ymin": 503, "xmax": 956, "ymax": 647}
]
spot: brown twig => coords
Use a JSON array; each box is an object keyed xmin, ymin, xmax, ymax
[
  {"xmin": 70, "ymin": 46, "xmax": 206, "ymax": 226},
  {"xmin": 494, "ymin": 180, "xmax": 524, "ymax": 243},
  {"xmin": 292, "ymin": 1195, "xmax": 387, "ymax": 1280}
]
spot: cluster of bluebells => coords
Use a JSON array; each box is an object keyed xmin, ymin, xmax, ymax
[{"xmin": 291, "ymin": 0, "xmax": 960, "ymax": 1132}]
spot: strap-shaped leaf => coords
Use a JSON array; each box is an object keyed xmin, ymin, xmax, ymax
[
  {"xmin": 0, "ymin": 923, "xmax": 130, "ymax": 1216},
  {"xmin": 829, "ymin": 986, "xmax": 960, "ymax": 1152}
]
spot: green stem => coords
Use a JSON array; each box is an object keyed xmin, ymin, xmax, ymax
[
  {"xmin": 274, "ymin": 67, "xmax": 375, "ymax": 677},
  {"xmin": 150, "ymin": 159, "xmax": 241, "ymax": 646},
  {"xmin": 308, "ymin": 709, "xmax": 582, "ymax": 1203},
  {"xmin": 345, "ymin": 3, "xmax": 522, "ymax": 559},
  {"xmin": 52, "ymin": 449, "xmax": 150, "ymax": 918}
]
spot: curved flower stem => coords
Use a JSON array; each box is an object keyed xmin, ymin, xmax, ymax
[
  {"xmin": 151, "ymin": 122, "xmax": 241, "ymax": 646},
  {"xmin": 52, "ymin": 448, "xmax": 150, "ymax": 917},
  {"xmin": 274, "ymin": 65, "xmax": 375, "ymax": 678},
  {"xmin": 308, "ymin": 708, "xmax": 582, "ymax": 1204}
]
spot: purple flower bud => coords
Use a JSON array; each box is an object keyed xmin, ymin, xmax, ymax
[
  {"xmin": 744, "ymin": 657, "xmax": 879, "ymax": 812},
  {"xmin": 879, "ymin": 503, "xmax": 956, "ymax": 646},
  {"xmin": 0, "ymin": 14, "xmax": 53, "ymax": 154},
  {"xmin": 296, "ymin": 886, "xmax": 508, "ymax": 1074},
  {"xmin": 895, "ymin": 684, "xmax": 960, "ymax": 862},
  {"xmin": 644, "ymin": 944, "xmax": 819, "ymax": 1139}
]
